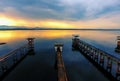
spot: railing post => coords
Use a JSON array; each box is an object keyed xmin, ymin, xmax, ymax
[
  {"xmin": 13, "ymin": 52, "xmax": 18, "ymax": 64},
  {"xmin": 90, "ymin": 48, "xmax": 94, "ymax": 59},
  {"xmin": 93, "ymin": 49, "xmax": 96, "ymax": 60},
  {"xmin": 116, "ymin": 62, "xmax": 120, "ymax": 80},
  {"xmin": 99, "ymin": 53, "xmax": 104, "ymax": 67},
  {"xmin": 87, "ymin": 47, "xmax": 91, "ymax": 56},
  {"xmin": 94, "ymin": 51, "xmax": 98, "ymax": 62},
  {"xmin": 86, "ymin": 46, "xmax": 89, "ymax": 55},
  {"xmin": 1, "ymin": 60, "xmax": 8, "ymax": 73},
  {"xmin": 106, "ymin": 57, "xmax": 112, "ymax": 72}
]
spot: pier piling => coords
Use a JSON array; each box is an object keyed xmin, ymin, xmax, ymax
[{"xmin": 115, "ymin": 36, "xmax": 120, "ymax": 53}]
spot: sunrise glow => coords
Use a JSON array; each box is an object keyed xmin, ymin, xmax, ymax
[
  {"xmin": 0, "ymin": 0, "xmax": 119, "ymax": 29},
  {"xmin": 0, "ymin": 17, "xmax": 16, "ymax": 26},
  {"xmin": 0, "ymin": 17, "xmax": 76, "ymax": 28},
  {"xmin": 39, "ymin": 21, "xmax": 75, "ymax": 28}
]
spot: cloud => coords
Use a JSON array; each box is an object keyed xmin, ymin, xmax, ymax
[
  {"xmin": 60, "ymin": 0, "xmax": 120, "ymax": 17},
  {"xmin": 70, "ymin": 11, "xmax": 120, "ymax": 28},
  {"xmin": 0, "ymin": 0, "xmax": 70, "ymax": 20},
  {"xmin": 0, "ymin": 0, "xmax": 120, "ymax": 20},
  {"xmin": 0, "ymin": 0, "xmax": 120, "ymax": 28}
]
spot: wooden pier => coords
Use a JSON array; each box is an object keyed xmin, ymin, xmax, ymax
[
  {"xmin": 0, "ymin": 43, "xmax": 6, "ymax": 45},
  {"xmin": 115, "ymin": 36, "xmax": 120, "ymax": 53},
  {"xmin": 72, "ymin": 35, "xmax": 120, "ymax": 81},
  {"xmin": 54, "ymin": 43, "xmax": 68, "ymax": 81},
  {"xmin": 0, "ymin": 38, "xmax": 35, "ymax": 80}
]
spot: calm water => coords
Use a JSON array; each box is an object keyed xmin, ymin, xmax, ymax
[{"xmin": 0, "ymin": 30, "xmax": 120, "ymax": 81}]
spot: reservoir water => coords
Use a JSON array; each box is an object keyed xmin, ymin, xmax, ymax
[{"xmin": 0, "ymin": 30, "xmax": 120, "ymax": 81}]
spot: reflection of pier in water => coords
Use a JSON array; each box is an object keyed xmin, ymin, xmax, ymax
[
  {"xmin": 54, "ymin": 43, "xmax": 68, "ymax": 81},
  {"xmin": 1, "ymin": 35, "xmax": 120, "ymax": 81},
  {"xmin": 72, "ymin": 35, "xmax": 120, "ymax": 81},
  {"xmin": 0, "ymin": 38, "xmax": 35, "ymax": 80}
]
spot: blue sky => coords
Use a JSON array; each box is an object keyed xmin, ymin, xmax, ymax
[{"xmin": 0, "ymin": 0, "xmax": 120, "ymax": 28}]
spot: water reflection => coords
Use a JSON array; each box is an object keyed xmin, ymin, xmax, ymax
[
  {"xmin": 0, "ymin": 30, "xmax": 118, "ymax": 41},
  {"xmin": 0, "ymin": 30, "xmax": 119, "ymax": 81},
  {"xmin": 7, "ymin": 30, "xmax": 118, "ymax": 60},
  {"xmin": 0, "ymin": 30, "xmax": 72, "ymax": 42},
  {"xmin": 0, "ymin": 30, "xmax": 119, "ymax": 56}
]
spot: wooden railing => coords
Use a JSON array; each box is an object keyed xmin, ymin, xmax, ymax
[
  {"xmin": 0, "ymin": 44, "xmax": 29, "ymax": 79},
  {"xmin": 72, "ymin": 37, "xmax": 120, "ymax": 81}
]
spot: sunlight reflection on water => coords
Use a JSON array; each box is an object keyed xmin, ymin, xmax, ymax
[{"xmin": 1, "ymin": 30, "xmax": 120, "ymax": 81}]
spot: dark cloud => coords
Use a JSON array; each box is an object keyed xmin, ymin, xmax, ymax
[{"xmin": 0, "ymin": 0, "xmax": 120, "ymax": 21}]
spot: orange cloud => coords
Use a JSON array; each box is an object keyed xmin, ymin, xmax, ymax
[
  {"xmin": 0, "ymin": 14, "xmax": 76, "ymax": 28},
  {"xmin": 0, "ymin": 13, "xmax": 120, "ymax": 29},
  {"xmin": 38, "ymin": 20, "xmax": 75, "ymax": 28}
]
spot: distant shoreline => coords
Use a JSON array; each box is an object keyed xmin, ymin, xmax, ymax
[{"xmin": 0, "ymin": 29, "xmax": 120, "ymax": 31}]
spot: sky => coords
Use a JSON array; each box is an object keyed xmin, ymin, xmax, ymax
[{"xmin": 0, "ymin": 0, "xmax": 120, "ymax": 29}]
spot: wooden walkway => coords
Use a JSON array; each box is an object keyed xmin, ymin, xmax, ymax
[{"xmin": 55, "ymin": 43, "xmax": 68, "ymax": 81}]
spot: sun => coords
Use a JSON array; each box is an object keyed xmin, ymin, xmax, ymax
[{"xmin": 0, "ymin": 17, "xmax": 16, "ymax": 26}]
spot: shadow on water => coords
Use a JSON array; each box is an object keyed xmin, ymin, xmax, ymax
[
  {"xmin": 0, "ymin": 45, "xmax": 36, "ymax": 81},
  {"xmin": 2, "ymin": 43, "xmax": 57, "ymax": 81}
]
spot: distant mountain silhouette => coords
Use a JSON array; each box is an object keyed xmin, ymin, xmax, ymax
[{"xmin": 0, "ymin": 25, "xmax": 120, "ymax": 31}]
